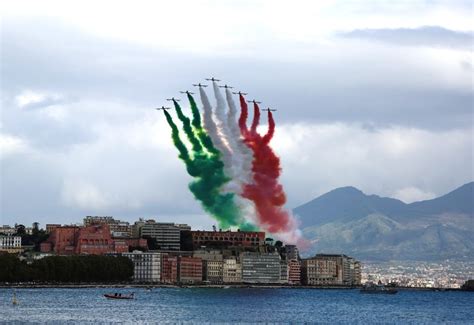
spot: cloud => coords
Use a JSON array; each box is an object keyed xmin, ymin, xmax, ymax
[
  {"xmin": 1, "ymin": 3, "xmax": 472, "ymax": 228},
  {"xmin": 0, "ymin": 133, "xmax": 28, "ymax": 156},
  {"xmin": 274, "ymin": 122, "xmax": 473, "ymax": 207},
  {"xmin": 339, "ymin": 26, "xmax": 473, "ymax": 50},
  {"xmin": 392, "ymin": 187, "xmax": 437, "ymax": 203},
  {"xmin": 15, "ymin": 90, "xmax": 71, "ymax": 110}
]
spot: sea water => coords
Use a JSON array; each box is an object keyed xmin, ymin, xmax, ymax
[{"xmin": 1, "ymin": 287, "xmax": 473, "ymax": 323}]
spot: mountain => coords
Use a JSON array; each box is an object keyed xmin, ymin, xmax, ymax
[{"xmin": 294, "ymin": 182, "xmax": 473, "ymax": 261}]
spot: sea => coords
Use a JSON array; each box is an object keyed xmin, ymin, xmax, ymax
[{"xmin": 1, "ymin": 287, "xmax": 473, "ymax": 323}]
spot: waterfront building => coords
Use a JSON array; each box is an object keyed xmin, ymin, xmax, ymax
[
  {"xmin": 285, "ymin": 245, "xmax": 300, "ymax": 261},
  {"xmin": 123, "ymin": 251, "xmax": 161, "ymax": 282},
  {"xmin": 45, "ymin": 224, "xmax": 61, "ymax": 234},
  {"xmin": 189, "ymin": 230, "xmax": 265, "ymax": 250},
  {"xmin": 161, "ymin": 255, "xmax": 178, "ymax": 283},
  {"xmin": 178, "ymin": 256, "xmax": 203, "ymax": 284},
  {"xmin": 288, "ymin": 259, "xmax": 301, "ymax": 285},
  {"xmin": 241, "ymin": 252, "xmax": 281, "ymax": 283},
  {"xmin": 0, "ymin": 235, "xmax": 22, "ymax": 253},
  {"xmin": 193, "ymin": 249, "xmax": 224, "ymax": 284},
  {"xmin": 83, "ymin": 216, "xmax": 132, "ymax": 238},
  {"xmin": 301, "ymin": 254, "xmax": 361, "ymax": 285},
  {"xmin": 0, "ymin": 225, "xmax": 16, "ymax": 236},
  {"xmin": 280, "ymin": 260, "xmax": 289, "ymax": 284},
  {"xmin": 41, "ymin": 224, "xmax": 129, "ymax": 255},
  {"xmin": 139, "ymin": 220, "xmax": 190, "ymax": 250},
  {"xmin": 222, "ymin": 258, "xmax": 242, "ymax": 283}
]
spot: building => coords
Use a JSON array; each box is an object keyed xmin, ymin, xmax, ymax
[
  {"xmin": 123, "ymin": 251, "xmax": 161, "ymax": 283},
  {"xmin": 241, "ymin": 252, "xmax": 281, "ymax": 283},
  {"xmin": 301, "ymin": 254, "xmax": 361, "ymax": 286},
  {"xmin": 178, "ymin": 256, "xmax": 202, "ymax": 284},
  {"xmin": 83, "ymin": 216, "xmax": 132, "ymax": 238},
  {"xmin": 0, "ymin": 225, "xmax": 16, "ymax": 236},
  {"xmin": 189, "ymin": 230, "xmax": 265, "ymax": 249},
  {"xmin": 288, "ymin": 259, "xmax": 301, "ymax": 285},
  {"xmin": 161, "ymin": 255, "xmax": 178, "ymax": 283},
  {"xmin": 45, "ymin": 224, "xmax": 61, "ymax": 234},
  {"xmin": 285, "ymin": 245, "xmax": 300, "ymax": 261},
  {"xmin": 41, "ymin": 224, "xmax": 129, "ymax": 255},
  {"xmin": 280, "ymin": 261, "xmax": 288, "ymax": 284},
  {"xmin": 139, "ymin": 220, "xmax": 190, "ymax": 250},
  {"xmin": 222, "ymin": 258, "xmax": 242, "ymax": 283},
  {"xmin": 0, "ymin": 235, "xmax": 22, "ymax": 253},
  {"xmin": 193, "ymin": 249, "xmax": 224, "ymax": 284}
]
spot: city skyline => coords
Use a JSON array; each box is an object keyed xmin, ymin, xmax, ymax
[{"xmin": 1, "ymin": 1, "xmax": 472, "ymax": 228}]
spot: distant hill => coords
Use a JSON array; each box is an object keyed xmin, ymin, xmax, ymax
[{"xmin": 294, "ymin": 182, "xmax": 473, "ymax": 261}]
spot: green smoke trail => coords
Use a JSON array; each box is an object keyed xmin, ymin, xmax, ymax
[
  {"xmin": 163, "ymin": 104, "xmax": 255, "ymax": 230},
  {"xmin": 173, "ymin": 100, "xmax": 203, "ymax": 153},
  {"xmin": 187, "ymin": 93, "xmax": 219, "ymax": 155}
]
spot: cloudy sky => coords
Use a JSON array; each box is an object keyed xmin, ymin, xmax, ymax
[{"xmin": 1, "ymin": 0, "xmax": 472, "ymax": 229}]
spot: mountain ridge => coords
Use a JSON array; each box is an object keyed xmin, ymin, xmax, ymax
[{"xmin": 294, "ymin": 182, "xmax": 473, "ymax": 261}]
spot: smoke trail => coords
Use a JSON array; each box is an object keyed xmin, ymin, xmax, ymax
[
  {"xmin": 187, "ymin": 93, "xmax": 218, "ymax": 155},
  {"xmin": 172, "ymin": 100, "xmax": 202, "ymax": 153},
  {"xmin": 198, "ymin": 87, "xmax": 232, "ymax": 166},
  {"xmin": 225, "ymin": 90, "xmax": 254, "ymax": 185},
  {"xmin": 161, "ymin": 106, "xmax": 237, "ymax": 229},
  {"xmin": 239, "ymin": 100, "xmax": 302, "ymax": 243},
  {"xmin": 164, "ymin": 99, "xmax": 254, "ymax": 230}
]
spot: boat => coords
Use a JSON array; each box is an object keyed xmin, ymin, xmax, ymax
[
  {"xmin": 103, "ymin": 292, "xmax": 135, "ymax": 300},
  {"xmin": 360, "ymin": 282, "xmax": 398, "ymax": 294},
  {"xmin": 12, "ymin": 290, "xmax": 19, "ymax": 305}
]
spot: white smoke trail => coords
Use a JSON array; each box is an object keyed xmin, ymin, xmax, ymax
[
  {"xmin": 222, "ymin": 87, "xmax": 259, "ymax": 227},
  {"xmin": 224, "ymin": 88, "xmax": 254, "ymax": 186},
  {"xmin": 198, "ymin": 87, "xmax": 240, "ymax": 195}
]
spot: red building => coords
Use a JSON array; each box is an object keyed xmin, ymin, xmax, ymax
[
  {"xmin": 288, "ymin": 259, "xmax": 301, "ymax": 285},
  {"xmin": 161, "ymin": 255, "xmax": 178, "ymax": 283},
  {"xmin": 178, "ymin": 256, "xmax": 202, "ymax": 284},
  {"xmin": 190, "ymin": 230, "xmax": 265, "ymax": 249},
  {"xmin": 41, "ymin": 224, "xmax": 138, "ymax": 255}
]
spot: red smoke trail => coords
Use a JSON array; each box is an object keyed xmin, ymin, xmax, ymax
[
  {"xmin": 238, "ymin": 96, "xmax": 294, "ymax": 234},
  {"xmin": 238, "ymin": 94, "xmax": 249, "ymax": 138}
]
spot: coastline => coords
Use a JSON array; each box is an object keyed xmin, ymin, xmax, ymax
[{"xmin": 0, "ymin": 283, "xmax": 461, "ymax": 291}]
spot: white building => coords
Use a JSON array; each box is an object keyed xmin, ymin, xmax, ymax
[
  {"xmin": 223, "ymin": 258, "xmax": 242, "ymax": 283},
  {"xmin": 122, "ymin": 251, "xmax": 162, "ymax": 283},
  {"xmin": 0, "ymin": 235, "xmax": 22, "ymax": 253}
]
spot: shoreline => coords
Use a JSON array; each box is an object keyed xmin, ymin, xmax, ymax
[{"xmin": 0, "ymin": 283, "xmax": 461, "ymax": 291}]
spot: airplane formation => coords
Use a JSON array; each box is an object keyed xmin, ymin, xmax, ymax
[{"xmin": 156, "ymin": 77, "xmax": 276, "ymax": 113}]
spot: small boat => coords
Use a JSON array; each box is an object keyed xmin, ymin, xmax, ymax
[
  {"xmin": 360, "ymin": 282, "xmax": 398, "ymax": 294},
  {"xmin": 12, "ymin": 290, "xmax": 19, "ymax": 305},
  {"xmin": 103, "ymin": 292, "xmax": 135, "ymax": 300}
]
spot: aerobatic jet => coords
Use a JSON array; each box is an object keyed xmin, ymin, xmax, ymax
[
  {"xmin": 179, "ymin": 91, "xmax": 194, "ymax": 95},
  {"xmin": 232, "ymin": 91, "xmax": 248, "ymax": 96},
  {"xmin": 166, "ymin": 97, "xmax": 180, "ymax": 102},
  {"xmin": 193, "ymin": 83, "xmax": 208, "ymax": 88},
  {"xmin": 218, "ymin": 84, "xmax": 233, "ymax": 89},
  {"xmin": 205, "ymin": 77, "xmax": 220, "ymax": 82},
  {"xmin": 155, "ymin": 106, "xmax": 171, "ymax": 111},
  {"xmin": 247, "ymin": 99, "xmax": 261, "ymax": 104},
  {"xmin": 263, "ymin": 108, "xmax": 277, "ymax": 112}
]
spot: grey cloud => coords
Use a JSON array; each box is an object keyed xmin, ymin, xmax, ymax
[
  {"xmin": 1, "ymin": 17, "xmax": 472, "ymax": 227},
  {"xmin": 338, "ymin": 26, "xmax": 473, "ymax": 50}
]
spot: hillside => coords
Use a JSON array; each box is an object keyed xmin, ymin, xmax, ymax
[{"xmin": 294, "ymin": 182, "xmax": 473, "ymax": 261}]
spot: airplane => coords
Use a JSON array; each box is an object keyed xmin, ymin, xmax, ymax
[
  {"xmin": 179, "ymin": 91, "xmax": 194, "ymax": 95},
  {"xmin": 205, "ymin": 77, "xmax": 220, "ymax": 82},
  {"xmin": 192, "ymin": 83, "xmax": 208, "ymax": 88},
  {"xmin": 218, "ymin": 84, "xmax": 233, "ymax": 89},
  {"xmin": 247, "ymin": 99, "xmax": 261, "ymax": 104},
  {"xmin": 232, "ymin": 91, "xmax": 248, "ymax": 96},
  {"xmin": 263, "ymin": 108, "xmax": 277, "ymax": 112},
  {"xmin": 166, "ymin": 97, "xmax": 180, "ymax": 102},
  {"xmin": 155, "ymin": 106, "xmax": 171, "ymax": 111}
]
